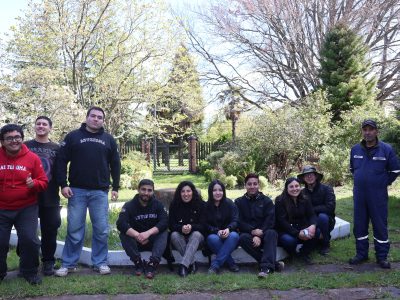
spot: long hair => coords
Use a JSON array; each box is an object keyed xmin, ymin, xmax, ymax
[
  {"xmin": 207, "ymin": 179, "xmax": 227, "ymax": 203},
  {"xmin": 278, "ymin": 177, "xmax": 307, "ymax": 220},
  {"xmin": 172, "ymin": 181, "xmax": 202, "ymax": 205}
]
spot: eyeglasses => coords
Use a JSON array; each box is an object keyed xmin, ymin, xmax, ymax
[{"xmin": 3, "ymin": 136, "xmax": 23, "ymax": 142}]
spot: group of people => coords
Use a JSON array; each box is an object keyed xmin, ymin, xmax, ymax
[
  {"xmin": 0, "ymin": 109, "xmax": 398, "ymax": 285},
  {"xmin": 117, "ymin": 170, "xmax": 334, "ymax": 279}
]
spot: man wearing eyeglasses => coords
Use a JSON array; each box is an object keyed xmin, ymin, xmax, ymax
[
  {"xmin": 55, "ymin": 107, "xmax": 121, "ymax": 277},
  {"xmin": 0, "ymin": 124, "xmax": 48, "ymax": 285}
]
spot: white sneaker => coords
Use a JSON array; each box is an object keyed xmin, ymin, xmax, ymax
[
  {"xmin": 54, "ymin": 267, "xmax": 77, "ymax": 277},
  {"xmin": 95, "ymin": 265, "xmax": 111, "ymax": 275}
]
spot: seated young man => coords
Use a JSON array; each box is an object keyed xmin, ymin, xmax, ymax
[
  {"xmin": 235, "ymin": 173, "xmax": 284, "ymax": 278},
  {"xmin": 116, "ymin": 179, "xmax": 168, "ymax": 279}
]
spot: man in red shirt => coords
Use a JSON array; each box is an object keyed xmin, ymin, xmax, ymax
[{"xmin": 0, "ymin": 124, "xmax": 48, "ymax": 285}]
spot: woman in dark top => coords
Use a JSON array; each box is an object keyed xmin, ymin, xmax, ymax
[
  {"xmin": 204, "ymin": 180, "xmax": 240, "ymax": 274},
  {"xmin": 275, "ymin": 177, "xmax": 319, "ymax": 264},
  {"xmin": 169, "ymin": 181, "xmax": 205, "ymax": 277}
]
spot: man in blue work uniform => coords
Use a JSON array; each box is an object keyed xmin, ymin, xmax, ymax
[{"xmin": 349, "ymin": 119, "xmax": 400, "ymax": 269}]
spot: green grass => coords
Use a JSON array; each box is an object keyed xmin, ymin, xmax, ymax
[{"xmin": 4, "ymin": 173, "xmax": 400, "ymax": 297}]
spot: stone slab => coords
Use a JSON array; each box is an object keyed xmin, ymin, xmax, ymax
[{"xmin": 9, "ymin": 216, "xmax": 350, "ymax": 266}]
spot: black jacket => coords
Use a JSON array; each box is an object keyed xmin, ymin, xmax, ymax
[
  {"xmin": 116, "ymin": 194, "xmax": 168, "ymax": 234},
  {"xmin": 204, "ymin": 198, "xmax": 238, "ymax": 234},
  {"xmin": 275, "ymin": 193, "xmax": 317, "ymax": 237},
  {"xmin": 168, "ymin": 199, "xmax": 205, "ymax": 235},
  {"xmin": 57, "ymin": 123, "xmax": 121, "ymax": 191},
  {"xmin": 235, "ymin": 192, "xmax": 275, "ymax": 234}
]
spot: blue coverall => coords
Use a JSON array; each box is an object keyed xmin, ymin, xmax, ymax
[{"xmin": 350, "ymin": 140, "xmax": 400, "ymax": 261}]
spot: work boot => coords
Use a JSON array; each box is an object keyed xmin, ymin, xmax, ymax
[
  {"xmin": 377, "ymin": 259, "xmax": 391, "ymax": 269},
  {"xmin": 145, "ymin": 257, "xmax": 159, "ymax": 279},
  {"xmin": 349, "ymin": 255, "xmax": 368, "ymax": 265},
  {"xmin": 132, "ymin": 257, "xmax": 144, "ymax": 276}
]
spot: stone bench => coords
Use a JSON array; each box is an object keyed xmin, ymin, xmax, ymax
[{"xmin": 9, "ymin": 216, "xmax": 350, "ymax": 266}]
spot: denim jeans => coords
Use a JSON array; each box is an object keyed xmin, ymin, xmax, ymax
[
  {"xmin": 119, "ymin": 230, "xmax": 168, "ymax": 262},
  {"xmin": 39, "ymin": 205, "xmax": 62, "ymax": 263},
  {"xmin": 0, "ymin": 204, "xmax": 40, "ymax": 276},
  {"xmin": 61, "ymin": 188, "xmax": 109, "ymax": 268},
  {"xmin": 207, "ymin": 232, "xmax": 239, "ymax": 269},
  {"xmin": 279, "ymin": 228, "xmax": 321, "ymax": 256},
  {"xmin": 170, "ymin": 231, "xmax": 204, "ymax": 268},
  {"xmin": 317, "ymin": 213, "xmax": 330, "ymax": 246}
]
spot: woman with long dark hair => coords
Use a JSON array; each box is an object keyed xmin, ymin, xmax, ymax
[
  {"xmin": 275, "ymin": 177, "xmax": 319, "ymax": 264},
  {"xmin": 204, "ymin": 180, "xmax": 240, "ymax": 274},
  {"xmin": 169, "ymin": 181, "xmax": 205, "ymax": 277}
]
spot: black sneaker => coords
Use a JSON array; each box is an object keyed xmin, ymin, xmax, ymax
[
  {"xmin": 349, "ymin": 255, "xmax": 368, "ymax": 265},
  {"xmin": 228, "ymin": 263, "xmax": 240, "ymax": 272},
  {"xmin": 42, "ymin": 261, "xmax": 55, "ymax": 276},
  {"xmin": 145, "ymin": 258, "xmax": 159, "ymax": 279},
  {"xmin": 132, "ymin": 258, "xmax": 144, "ymax": 276},
  {"xmin": 319, "ymin": 245, "xmax": 330, "ymax": 256},
  {"xmin": 22, "ymin": 273, "xmax": 42, "ymax": 285},
  {"xmin": 258, "ymin": 267, "xmax": 271, "ymax": 278},
  {"xmin": 377, "ymin": 260, "xmax": 391, "ymax": 269}
]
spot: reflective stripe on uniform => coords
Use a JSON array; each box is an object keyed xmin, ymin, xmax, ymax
[
  {"xmin": 374, "ymin": 237, "xmax": 389, "ymax": 243},
  {"xmin": 356, "ymin": 235, "xmax": 368, "ymax": 240}
]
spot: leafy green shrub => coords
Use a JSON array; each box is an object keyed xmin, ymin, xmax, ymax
[
  {"xmin": 198, "ymin": 160, "xmax": 212, "ymax": 175},
  {"xmin": 206, "ymin": 151, "xmax": 225, "ymax": 168},
  {"xmin": 224, "ymin": 175, "xmax": 237, "ymax": 189},
  {"xmin": 121, "ymin": 151, "xmax": 152, "ymax": 189},
  {"xmin": 258, "ymin": 175, "xmax": 269, "ymax": 191},
  {"xmin": 204, "ymin": 169, "xmax": 226, "ymax": 182},
  {"xmin": 219, "ymin": 151, "xmax": 255, "ymax": 185},
  {"xmin": 319, "ymin": 144, "xmax": 350, "ymax": 186},
  {"xmin": 120, "ymin": 174, "xmax": 133, "ymax": 189}
]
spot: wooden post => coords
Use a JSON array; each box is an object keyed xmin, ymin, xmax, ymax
[{"xmin": 188, "ymin": 135, "xmax": 198, "ymax": 173}]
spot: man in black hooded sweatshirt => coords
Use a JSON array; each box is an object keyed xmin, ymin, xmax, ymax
[{"xmin": 116, "ymin": 179, "xmax": 168, "ymax": 279}]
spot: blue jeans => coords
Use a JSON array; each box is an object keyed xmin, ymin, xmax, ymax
[
  {"xmin": 61, "ymin": 188, "xmax": 109, "ymax": 268},
  {"xmin": 207, "ymin": 232, "xmax": 239, "ymax": 269},
  {"xmin": 317, "ymin": 213, "xmax": 330, "ymax": 246},
  {"xmin": 279, "ymin": 228, "xmax": 321, "ymax": 256}
]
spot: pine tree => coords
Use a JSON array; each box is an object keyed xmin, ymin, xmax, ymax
[
  {"xmin": 159, "ymin": 44, "xmax": 204, "ymax": 140},
  {"xmin": 319, "ymin": 23, "xmax": 376, "ymax": 122}
]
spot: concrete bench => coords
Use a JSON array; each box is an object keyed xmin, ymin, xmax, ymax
[{"xmin": 9, "ymin": 217, "xmax": 350, "ymax": 266}]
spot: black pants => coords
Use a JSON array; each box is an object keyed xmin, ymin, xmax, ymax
[
  {"xmin": 239, "ymin": 229, "xmax": 278, "ymax": 270},
  {"xmin": 119, "ymin": 230, "xmax": 168, "ymax": 262},
  {"xmin": 39, "ymin": 205, "xmax": 61, "ymax": 263},
  {"xmin": 0, "ymin": 204, "xmax": 40, "ymax": 276}
]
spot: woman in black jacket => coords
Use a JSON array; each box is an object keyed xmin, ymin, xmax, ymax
[
  {"xmin": 204, "ymin": 180, "xmax": 240, "ymax": 274},
  {"xmin": 275, "ymin": 177, "xmax": 319, "ymax": 264},
  {"xmin": 169, "ymin": 181, "xmax": 205, "ymax": 277}
]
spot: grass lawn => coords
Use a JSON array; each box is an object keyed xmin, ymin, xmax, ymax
[{"xmin": 2, "ymin": 174, "xmax": 400, "ymax": 298}]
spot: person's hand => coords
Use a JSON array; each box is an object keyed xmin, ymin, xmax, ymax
[
  {"xmin": 251, "ymin": 229, "xmax": 263, "ymax": 237},
  {"xmin": 137, "ymin": 231, "xmax": 150, "ymax": 244},
  {"xmin": 61, "ymin": 187, "xmax": 73, "ymax": 198},
  {"xmin": 218, "ymin": 228, "xmax": 230, "ymax": 239},
  {"xmin": 26, "ymin": 173, "xmax": 34, "ymax": 188},
  {"xmin": 182, "ymin": 224, "xmax": 192, "ymax": 235},
  {"xmin": 252, "ymin": 236, "xmax": 261, "ymax": 247},
  {"xmin": 307, "ymin": 225, "xmax": 316, "ymax": 238},
  {"xmin": 299, "ymin": 229, "xmax": 311, "ymax": 241},
  {"xmin": 111, "ymin": 191, "xmax": 118, "ymax": 201}
]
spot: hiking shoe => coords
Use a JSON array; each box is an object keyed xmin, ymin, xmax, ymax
[
  {"xmin": 228, "ymin": 263, "xmax": 240, "ymax": 273},
  {"xmin": 258, "ymin": 268, "xmax": 271, "ymax": 278},
  {"xmin": 208, "ymin": 266, "xmax": 219, "ymax": 275},
  {"xmin": 94, "ymin": 265, "xmax": 111, "ymax": 275},
  {"xmin": 377, "ymin": 260, "xmax": 391, "ymax": 269},
  {"xmin": 42, "ymin": 261, "xmax": 55, "ymax": 276},
  {"xmin": 54, "ymin": 267, "xmax": 77, "ymax": 277},
  {"xmin": 132, "ymin": 259, "xmax": 144, "ymax": 276},
  {"xmin": 349, "ymin": 256, "xmax": 368, "ymax": 265},
  {"xmin": 145, "ymin": 258, "xmax": 159, "ymax": 279},
  {"xmin": 22, "ymin": 273, "xmax": 42, "ymax": 285},
  {"xmin": 319, "ymin": 245, "xmax": 330, "ymax": 256},
  {"xmin": 275, "ymin": 261, "xmax": 285, "ymax": 272},
  {"xmin": 299, "ymin": 254, "xmax": 313, "ymax": 265}
]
